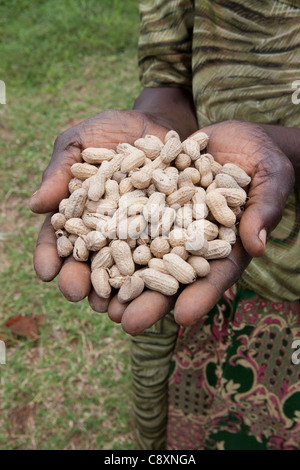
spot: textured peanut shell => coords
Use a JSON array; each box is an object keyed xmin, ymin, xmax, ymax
[
  {"xmin": 190, "ymin": 131, "xmax": 209, "ymax": 150},
  {"xmin": 221, "ymin": 163, "xmax": 251, "ymax": 187},
  {"xmin": 68, "ymin": 178, "xmax": 83, "ymax": 194},
  {"xmin": 65, "ymin": 218, "xmax": 90, "ymax": 236},
  {"xmin": 215, "ymin": 173, "xmax": 241, "ymax": 189},
  {"xmin": 197, "ymin": 156, "xmax": 213, "ymax": 188},
  {"xmin": 181, "ymin": 138, "xmax": 200, "ymax": 161},
  {"xmin": 88, "ymin": 172, "xmax": 106, "ymax": 202},
  {"xmin": 206, "ymin": 191, "xmax": 236, "ymax": 227},
  {"xmin": 91, "ymin": 247, "xmax": 114, "ymax": 271},
  {"xmin": 187, "ymin": 256, "xmax": 210, "ymax": 277},
  {"xmin": 148, "ymin": 258, "xmax": 169, "ymax": 274},
  {"xmin": 111, "ymin": 240, "xmax": 135, "ymax": 276},
  {"xmin": 59, "ymin": 198, "xmax": 68, "ymax": 214},
  {"xmin": 105, "ymin": 179, "xmax": 120, "ymax": 202},
  {"xmin": 169, "ymin": 228, "xmax": 187, "ymax": 247},
  {"xmin": 187, "ymin": 219, "xmax": 219, "ymax": 241},
  {"xmin": 83, "ymin": 231, "xmax": 107, "ymax": 251},
  {"xmin": 164, "ymin": 130, "xmax": 180, "ymax": 142},
  {"xmin": 185, "ymin": 233, "xmax": 209, "ymax": 256},
  {"xmin": 57, "ymin": 236, "xmax": 73, "ymax": 257},
  {"xmin": 166, "ymin": 186, "xmax": 196, "ymax": 207},
  {"xmin": 175, "ymin": 153, "xmax": 191, "ymax": 171},
  {"xmin": 95, "ymin": 199, "xmax": 118, "ymax": 216},
  {"xmin": 170, "ymin": 246, "xmax": 189, "ymax": 261},
  {"xmin": 178, "ymin": 172, "xmax": 194, "ymax": 189},
  {"xmin": 218, "ymin": 226, "xmax": 237, "ymax": 245},
  {"xmin": 119, "ymin": 177, "xmax": 134, "ymax": 195},
  {"xmin": 160, "ymin": 207, "xmax": 176, "ymax": 235},
  {"xmin": 160, "ymin": 137, "xmax": 182, "ymax": 163},
  {"xmin": 65, "ymin": 188, "xmax": 88, "ymax": 219},
  {"xmin": 51, "ymin": 213, "xmax": 66, "ymax": 231},
  {"xmin": 73, "ymin": 237, "xmax": 89, "ymax": 262},
  {"xmin": 152, "ymin": 169, "xmax": 177, "ymax": 195},
  {"xmin": 91, "ymin": 268, "xmax": 111, "ymax": 298},
  {"xmin": 81, "ymin": 147, "xmax": 115, "ymax": 164},
  {"xmin": 70, "ymin": 163, "xmax": 98, "ymax": 180},
  {"xmin": 133, "ymin": 245, "xmax": 152, "ymax": 265},
  {"xmin": 150, "ymin": 237, "xmax": 170, "ymax": 258},
  {"xmin": 82, "ymin": 212, "xmax": 105, "ymax": 230},
  {"xmin": 163, "ymin": 253, "xmax": 197, "ymax": 284},
  {"xmin": 204, "ymin": 240, "xmax": 232, "ymax": 260},
  {"xmin": 102, "ymin": 155, "xmax": 124, "ymax": 179},
  {"xmin": 141, "ymin": 268, "xmax": 179, "ymax": 295},
  {"xmin": 109, "ymin": 276, "xmax": 128, "ymax": 289},
  {"xmin": 134, "ymin": 135, "xmax": 163, "ymax": 160},
  {"xmin": 182, "ymin": 167, "xmax": 201, "ymax": 184},
  {"xmin": 117, "ymin": 276, "xmax": 145, "ymax": 303},
  {"xmin": 214, "ymin": 188, "xmax": 247, "ymax": 207},
  {"xmin": 120, "ymin": 150, "xmax": 145, "ymax": 173},
  {"xmin": 131, "ymin": 170, "xmax": 152, "ymax": 189}
]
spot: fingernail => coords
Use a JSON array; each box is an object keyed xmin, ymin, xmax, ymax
[
  {"xmin": 29, "ymin": 190, "xmax": 40, "ymax": 212},
  {"xmin": 259, "ymin": 228, "xmax": 267, "ymax": 247}
]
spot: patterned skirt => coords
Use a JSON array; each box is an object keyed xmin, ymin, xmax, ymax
[{"xmin": 130, "ymin": 285, "xmax": 300, "ymax": 450}]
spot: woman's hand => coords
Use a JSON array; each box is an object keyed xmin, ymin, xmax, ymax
[
  {"xmin": 173, "ymin": 120, "xmax": 295, "ymax": 325},
  {"xmin": 30, "ymin": 109, "xmax": 170, "ymax": 305},
  {"xmin": 31, "ymin": 115, "xmax": 295, "ymax": 335},
  {"xmin": 107, "ymin": 120, "xmax": 295, "ymax": 332}
]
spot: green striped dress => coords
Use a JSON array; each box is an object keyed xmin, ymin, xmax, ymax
[{"xmin": 131, "ymin": 0, "xmax": 300, "ymax": 450}]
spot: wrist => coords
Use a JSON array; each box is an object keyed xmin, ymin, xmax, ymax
[{"xmin": 133, "ymin": 87, "xmax": 198, "ymax": 139}]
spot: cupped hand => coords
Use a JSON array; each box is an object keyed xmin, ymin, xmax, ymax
[
  {"xmin": 173, "ymin": 120, "xmax": 295, "ymax": 325},
  {"xmin": 107, "ymin": 120, "xmax": 295, "ymax": 333},
  {"xmin": 31, "ymin": 117, "xmax": 295, "ymax": 336},
  {"xmin": 30, "ymin": 109, "xmax": 170, "ymax": 308}
]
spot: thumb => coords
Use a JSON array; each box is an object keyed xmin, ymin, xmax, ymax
[
  {"xmin": 239, "ymin": 158, "xmax": 294, "ymax": 258},
  {"xmin": 29, "ymin": 131, "xmax": 83, "ymax": 214},
  {"xmin": 29, "ymin": 164, "xmax": 72, "ymax": 214}
]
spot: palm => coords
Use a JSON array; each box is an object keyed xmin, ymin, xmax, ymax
[
  {"xmin": 30, "ymin": 110, "xmax": 168, "ymax": 214},
  {"xmin": 202, "ymin": 120, "xmax": 268, "ymax": 172},
  {"xmin": 30, "ymin": 110, "xmax": 170, "ymax": 319},
  {"xmin": 200, "ymin": 121, "xmax": 294, "ymax": 251}
]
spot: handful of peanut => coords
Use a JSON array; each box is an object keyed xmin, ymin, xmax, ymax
[{"xmin": 51, "ymin": 130, "xmax": 251, "ymax": 303}]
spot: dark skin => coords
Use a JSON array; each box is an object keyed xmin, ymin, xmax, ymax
[{"xmin": 30, "ymin": 87, "xmax": 297, "ymax": 335}]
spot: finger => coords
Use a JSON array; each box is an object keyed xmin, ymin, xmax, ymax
[
  {"xmin": 29, "ymin": 166, "xmax": 72, "ymax": 214},
  {"xmin": 120, "ymin": 290, "xmax": 177, "ymax": 336},
  {"xmin": 88, "ymin": 289, "xmax": 114, "ymax": 314},
  {"xmin": 34, "ymin": 213, "xmax": 63, "ymax": 281},
  {"xmin": 107, "ymin": 295, "xmax": 129, "ymax": 324},
  {"xmin": 174, "ymin": 239, "xmax": 251, "ymax": 326},
  {"xmin": 58, "ymin": 256, "xmax": 91, "ymax": 302},
  {"xmin": 29, "ymin": 131, "xmax": 83, "ymax": 214}
]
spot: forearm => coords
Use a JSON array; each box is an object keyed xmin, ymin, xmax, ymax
[
  {"xmin": 133, "ymin": 87, "xmax": 198, "ymax": 140},
  {"xmin": 261, "ymin": 124, "xmax": 300, "ymax": 187}
]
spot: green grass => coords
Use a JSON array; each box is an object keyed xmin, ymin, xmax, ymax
[
  {"xmin": 0, "ymin": 0, "xmax": 139, "ymax": 90},
  {"xmin": 0, "ymin": 0, "xmax": 141, "ymax": 450}
]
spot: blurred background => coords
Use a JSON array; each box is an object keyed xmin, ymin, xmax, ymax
[{"xmin": 0, "ymin": 0, "xmax": 141, "ymax": 449}]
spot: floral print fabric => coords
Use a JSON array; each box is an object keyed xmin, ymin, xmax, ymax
[{"xmin": 167, "ymin": 286, "xmax": 300, "ymax": 450}]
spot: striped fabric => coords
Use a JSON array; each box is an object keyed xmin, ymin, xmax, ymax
[
  {"xmin": 131, "ymin": 0, "xmax": 300, "ymax": 451},
  {"xmin": 138, "ymin": 0, "xmax": 300, "ymax": 127},
  {"xmin": 138, "ymin": 0, "xmax": 194, "ymax": 89},
  {"xmin": 138, "ymin": 0, "xmax": 300, "ymax": 302}
]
